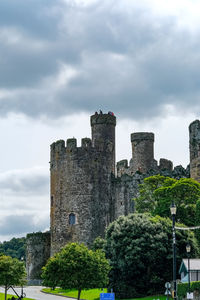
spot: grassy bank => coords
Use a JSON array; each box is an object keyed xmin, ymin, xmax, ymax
[
  {"xmin": 0, "ymin": 293, "xmax": 34, "ymax": 300},
  {"xmin": 42, "ymin": 288, "xmax": 169, "ymax": 300}
]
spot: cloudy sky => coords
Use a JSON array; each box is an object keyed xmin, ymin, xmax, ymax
[{"xmin": 0, "ymin": 0, "xmax": 200, "ymax": 242}]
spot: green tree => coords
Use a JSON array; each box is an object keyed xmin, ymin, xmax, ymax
[
  {"xmin": 42, "ymin": 243, "xmax": 110, "ymax": 300},
  {"xmin": 154, "ymin": 178, "xmax": 200, "ymax": 225},
  {"xmin": 135, "ymin": 176, "xmax": 200, "ymax": 226},
  {"xmin": 0, "ymin": 255, "xmax": 26, "ymax": 300},
  {"xmin": 0, "ymin": 237, "xmax": 26, "ymax": 260},
  {"xmin": 135, "ymin": 175, "xmax": 176, "ymax": 213},
  {"xmin": 92, "ymin": 237, "xmax": 105, "ymax": 251},
  {"xmin": 41, "ymin": 253, "xmax": 60, "ymax": 290},
  {"xmin": 104, "ymin": 213, "xmax": 198, "ymax": 299}
]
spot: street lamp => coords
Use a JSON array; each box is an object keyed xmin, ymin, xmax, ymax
[
  {"xmin": 186, "ymin": 243, "xmax": 191, "ymax": 297},
  {"xmin": 20, "ymin": 256, "xmax": 26, "ymax": 299},
  {"xmin": 170, "ymin": 202, "xmax": 177, "ymax": 300}
]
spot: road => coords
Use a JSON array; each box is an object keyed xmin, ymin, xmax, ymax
[{"xmin": 0, "ymin": 286, "xmax": 74, "ymax": 300}]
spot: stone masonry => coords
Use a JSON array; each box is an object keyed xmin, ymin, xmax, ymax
[
  {"xmin": 27, "ymin": 112, "xmax": 199, "ymax": 279},
  {"xmin": 50, "ymin": 113, "xmax": 116, "ymax": 255}
]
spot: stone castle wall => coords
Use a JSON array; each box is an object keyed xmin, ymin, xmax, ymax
[{"xmin": 26, "ymin": 232, "xmax": 50, "ymax": 281}]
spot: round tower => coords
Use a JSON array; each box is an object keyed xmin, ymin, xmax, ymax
[
  {"xmin": 50, "ymin": 113, "xmax": 116, "ymax": 255},
  {"xmin": 189, "ymin": 120, "xmax": 200, "ymax": 181},
  {"xmin": 90, "ymin": 112, "xmax": 116, "ymax": 174},
  {"xmin": 130, "ymin": 132, "xmax": 155, "ymax": 174}
]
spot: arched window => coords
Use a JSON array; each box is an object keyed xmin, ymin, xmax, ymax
[{"xmin": 69, "ymin": 213, "xmax": 76, "ymax": 225}]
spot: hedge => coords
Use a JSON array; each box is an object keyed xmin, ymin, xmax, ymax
[{"xmin": 178, "ymin": 281, "xmax": 200, "ymax": 298}]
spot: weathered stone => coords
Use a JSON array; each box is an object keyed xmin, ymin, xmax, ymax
[{"xmin": 26, "ymin": 232, "xmax": 50, "ymax": 281}]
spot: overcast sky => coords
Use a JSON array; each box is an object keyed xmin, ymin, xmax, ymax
[{"xmin": 0, "ymin": 0, "xmax": 200, "ymax": 242}]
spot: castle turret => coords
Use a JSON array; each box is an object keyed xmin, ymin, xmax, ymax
[
  {"xmin": 130, "ymin": 132, "xmax": 155, "ymax": 174},
  {"xmin": 91, "ymin": 113, "xmax": 116, "ymax": 174},
  {"xmin": 50, "ymin": 113, "xmax": 116, "ymax": 255},
  {"xmin": 189, "ymin": 120, "xmax": 200, "ymax": 181}
]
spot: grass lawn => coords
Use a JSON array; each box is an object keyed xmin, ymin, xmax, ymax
[
  {"xmin": 0, "ymin": 292, "xmax": 34, "ymax": 300},
  {"xmin": 42, "ymin": 288, "xmax": 170, "ymax": 300},
  {"xmin": 42, "ymin": 288, "xmax": 104, "ymax": 300}
]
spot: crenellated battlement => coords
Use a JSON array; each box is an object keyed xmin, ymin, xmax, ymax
[
  {"xmin": 50, "ymin": 135, "xmax": 114, "ymax": 165},
  {"xmin": 90, "ymin": 113, "xmax": 116, "ymax": 126},
  {"xmin": 131, "ymin": 132, "xmax": 154, "ymax": 142}
]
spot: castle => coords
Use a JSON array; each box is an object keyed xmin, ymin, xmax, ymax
[{"xmin": 26, "ymin": 113, "xmax": 200, "ymax": 280}]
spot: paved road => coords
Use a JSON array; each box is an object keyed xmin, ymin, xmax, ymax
[{"xmin": 0, "ymin": 286, "xmax": 73, "ymax": 300}]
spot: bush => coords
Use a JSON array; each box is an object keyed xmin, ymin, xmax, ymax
[{"xmin": 178, "ymin": 281, "xmax": 200, "ymax": 298}]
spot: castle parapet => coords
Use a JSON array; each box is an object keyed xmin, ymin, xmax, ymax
[
  {"xmin": 90, "ymin": 113, "xmax": 116, "ymax": 126},
  {"xmin": 131, "ymin": 132, "xmax": 154, "ymax": 142}
]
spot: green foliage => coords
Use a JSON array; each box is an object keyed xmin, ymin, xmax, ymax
[
  {"xmin": 0, "ymin": 237, "xmax": 26, "ymax": 260},
  {"xmin": 0, "ymin": 255, "xmax": 26, "ymax": 300},
  {"xmin": 135, "ymin": 175, "xmax": 176, "ymax": 213},
  {"xmin": 177, "ymin": 281, "xmax": 200, "ymax": 298},
  {"xmin": 135, "ymin": 176, "xmax": 200, "ymax": 226},
  {"xmin": 104, "ymin": 213, "xmax": 198, "ymax": 299},
  {"xmin": 92, "ymin": 237, "xmax": 106, "ymax": 251},
  {"xmin": 195, "ymin": 200, "xmax": 200, "ymax": 244},
  {"xmin": 42, "ymin": 243, "xmax": 110, "ymax": 300},
  {"xmin": 41, "ymin": 253, "xmax": 60, "ymax": 289}
]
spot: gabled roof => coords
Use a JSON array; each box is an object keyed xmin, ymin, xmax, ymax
[{"xmin": 180, "ymin": 259, "xmax": 200, "ymax": 272}]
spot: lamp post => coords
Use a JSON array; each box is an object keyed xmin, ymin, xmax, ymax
[
  {"xmin": 20, "ymin": 256, "xmax": 25, "ymax": 299},
  {"xmin": 170, "ymin": 202, "xmax": 177, "ymax": 300},
  {"xmin": 186, "ymin": 243, "xmax": 191, "ymax": 297}
]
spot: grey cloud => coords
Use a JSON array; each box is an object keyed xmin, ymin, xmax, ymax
[
  {"xmin": 1, "ymin": 0, "xmax": 200, "ymax": 119},
  {"xmin": 0, "ymin": 169, "xmax": 49, "ymax": 195},
  {"xmin": 0, "ymin": 214, "xmax": 49, "ymax": 235}
]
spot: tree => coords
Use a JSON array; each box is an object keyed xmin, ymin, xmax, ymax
[
  {"xmin": 104, "ymin": 213, "xmax": 199, "ymax": 299},
  {"xmin": 41, "ymin": 253, "xmax": 60, "ymax": 290},
  {"xmin": 154, "ymin": 178, "xmax": 200, "ymax": 225},
  {"xmin": 135, "ymin": 175, "xmax": 176, "ymax": 213},
  {"xmin": 0, "ymin": 237, "xmax": 26, "ymax": 260},
  {"xmin": 92, "ymin": 237, "xmax": 105, "ymax": 251},
  {"xmin": 135, "ymin": 176, "xmax": 200, "ymax": 226},
  {"xmin": 0, "ymin": 255, "xmax": 26, "ymax": 300},
  {"xmin": 42, "ymin": 243, "xmax": 110, "ymax": 300}
]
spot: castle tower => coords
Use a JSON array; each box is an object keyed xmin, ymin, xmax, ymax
[
  {"xmin": 130, "ymin": 132, "xmax": 155, "ymax": 174},
  {"xmin": 50, "ymin": 113, "xmax": 116, "ymax": 255},
  {"xmin": 189, "ymin": 120, "xmax": 200, "ymax": 181},
  {"xmin": 91, "ymin": 113, "xmax": 116, "ymax": 174}
]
